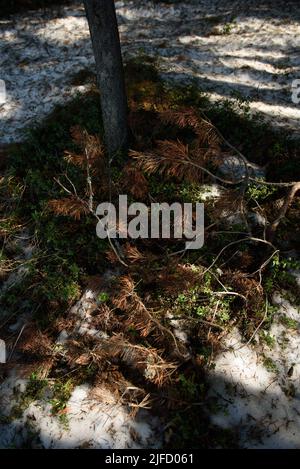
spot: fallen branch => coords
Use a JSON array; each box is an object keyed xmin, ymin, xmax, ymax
[
  {"xmin": 54, "ymin": 176, "xmax": 128, "ymax": 267},
  {"xmin": 201, "ymin": 236, "xmax": 276, "ymax": 276}
]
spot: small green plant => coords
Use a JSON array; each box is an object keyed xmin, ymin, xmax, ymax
[
  {"xmin": 264, "ymin": 254, "xmax": 300, "ymax": 296},
  {"xmin": 263, "ymin": 356, "xmax": 278, "ymax": 373},
  {"xmin": 246, "ymin": 183, "xmax": 277, "ymax": 202},
  {"xmin": 222, "ymin": 22, "xmax": 235, "ymax": 35},
  {"xmin": 50, "ymin": 379, "xmax": 74, "ymax": 418},
  {"xmin": 218, "ymin": 309, "xmax": 230, "ymax": 323},
  {"xmin": 11, "ymin": 372, "xmax": 48, "ymax": 419},
  {"xmin": 26, "ymin": 372, "xmax": 48, "ymax": 395},
  {"xmin": 97, "ymin": 291, "xmax": 110, "ymax": 303},
  {"xmin": 280, "ymin": 315, "xmax": 298, "ymax": 330},
  {"xmin": 177, "ymin": 293, "xmax": 188, "ymax": 304},
  {"xmin": 178, "ymin": 374, "xmax": 198, "ymax": 399},
  {"xmin": 196, "ymin": 305, "xmax": 209, "ymax": 318},
  {"xmin": 230, "ymin": 90, "xmax": 251, "ymax": 115},
  {"xmin": 260, "ymin": 331, "xmax": 275, "ymax": 348}
]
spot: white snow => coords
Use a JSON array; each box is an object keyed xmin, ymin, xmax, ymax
[
  {"xmin": 197, "ymin": 184, "xmax": 224, "ymax": 201},
  {"xmin": 0, "ymin": 373, "xmax": 161, "ymax": 449},
  {"xmin": 208, "ymin": 287, "xmax": 300, "ymax": 448}
]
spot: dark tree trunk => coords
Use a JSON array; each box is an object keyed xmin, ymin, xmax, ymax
[{"xmin": 84, "ymin": 0, "xmax": 128, "ymax": 156}]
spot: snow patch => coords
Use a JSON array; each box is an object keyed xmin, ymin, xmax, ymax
[{"xmin": 208, "ymin": 288, "xmax": 300, "ymax": 448}]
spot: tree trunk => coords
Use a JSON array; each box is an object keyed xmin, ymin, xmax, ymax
[{"xmin": 84, "ymin": 0, "xmax": 128, "ymax": 156}]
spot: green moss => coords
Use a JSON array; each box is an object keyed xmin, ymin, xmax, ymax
[
  {"xmin": 50, "ymin": 379, "xmax": 74, "ymax": 417},
  {"xmin": 97, "ymin": 291, "xmax": 110, "ymax": 303},
  {"xmin": 264, "ymin": 255, "xmax": 300, "ymax": 300},
  {"xmin": 262, "ymin": 356, "xmax": 278, "ymax": 373},
  {"xmin": 280, "ymin": 315, "xmax": 298, "ymax": 330},
  {"xmin": 260, "ymin": 331, "xmax": 276, "ymax": 348},
  {"xmin": 246, "ymin": 183, "xmax": 278, "ymax": 203},
  {"xmin": 11, "ymin": 372, "xmax": 48, "ymax": 419}
]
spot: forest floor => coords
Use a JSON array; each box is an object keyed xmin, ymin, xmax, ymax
[{"xmin": 0, "ymin": 0, "xmax": 300, "ymax": 449}]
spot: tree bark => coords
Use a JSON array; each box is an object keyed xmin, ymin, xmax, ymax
[{"xmin": 84, "ymin": 0, "xmax": 128, "ymax": 156}]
